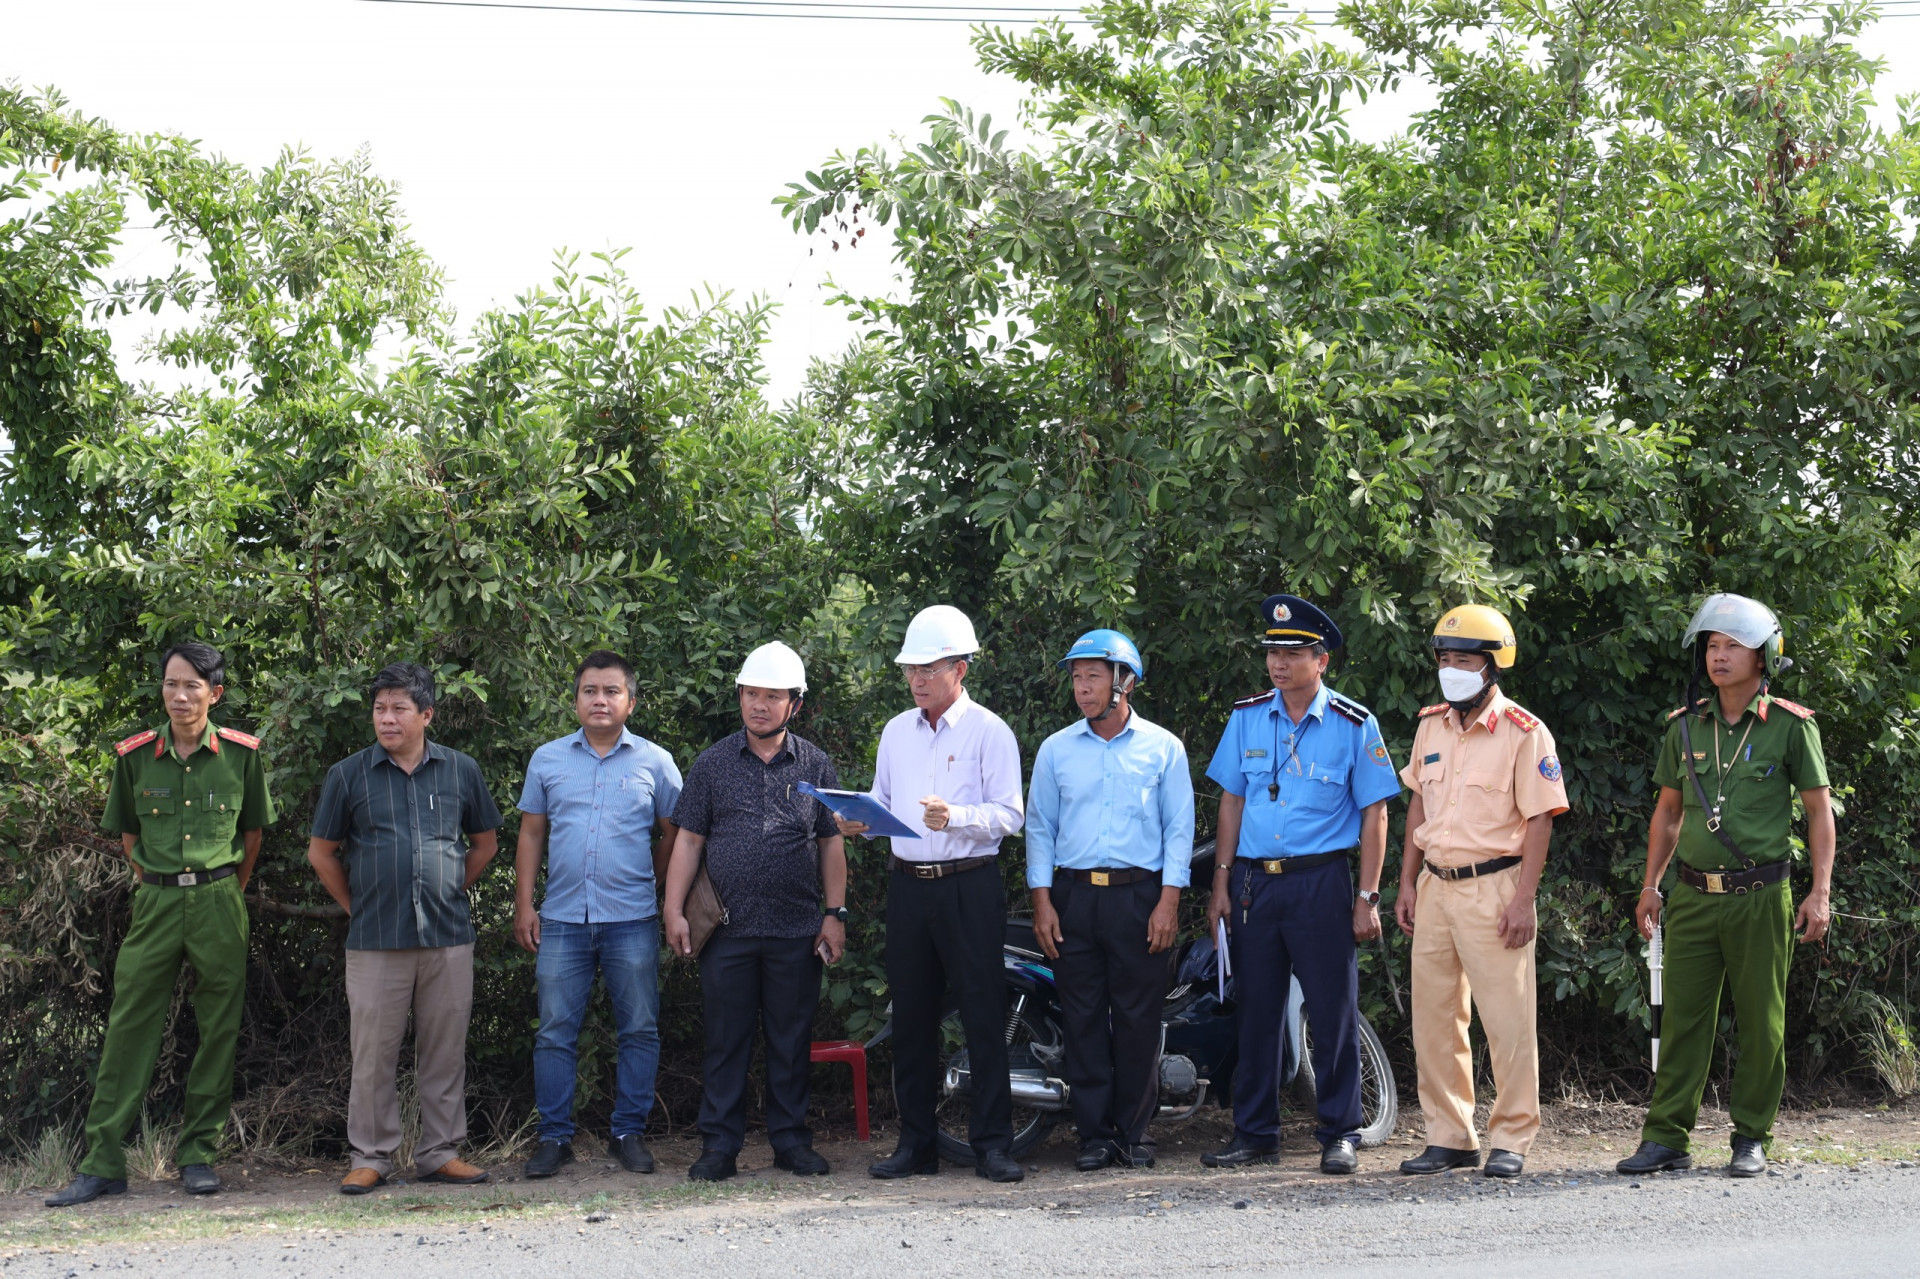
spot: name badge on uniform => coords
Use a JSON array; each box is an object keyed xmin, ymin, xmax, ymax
[
  {"xmin": 1421, "ymin": 753, "xmax": 1440, "ymax": 765},
  {"xmin": 1244, "ymin": 749, "xmax": 1268, "ymax": 758},
  {"xmin": 1691, "ymin": 752, "xmax": 1707, "ymax": 761},
  {"xmin": 141, "ymin": 787, "xmax": 171, "ymax": 798}
]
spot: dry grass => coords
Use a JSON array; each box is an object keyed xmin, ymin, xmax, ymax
[
  {"xmin": 1859, "ymin": 995, "xmax": 1920, "ymax": 1098},
  {"xmin": 127, "ymin": 1110, "xmax": 178, "ymax": 1182},
  {"xmin": 0, "ymin": 1123, "xmax": 80, "ymax": 1192}
]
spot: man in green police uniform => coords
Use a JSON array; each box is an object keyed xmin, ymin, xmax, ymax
[
  {"xmin": 46, "ymin": 642, "xmax": 275, "ymax": 1208},
  {"xmin": 1617, "ymin": 595, "xmax": 1834, "ymax": 1180}
]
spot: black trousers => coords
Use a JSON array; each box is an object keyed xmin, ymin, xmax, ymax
[
  {"xmin": 887, "ymin": 862, "xmax": 1013, "ymax": 1157},
  {"xmin": 697, "ymin": 933, "xmax": 821, "ymax": 1156},
  {"xmin": 1052, "ymin": 877, "xmax": 1170, "ymax": 1150}
]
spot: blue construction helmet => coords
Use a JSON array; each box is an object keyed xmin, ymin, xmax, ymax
[{"xmin": 1057, "ymin": 629, "xmax": 1146, "ymax": 682}]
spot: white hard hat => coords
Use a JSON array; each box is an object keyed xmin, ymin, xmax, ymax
[
  {"xmin": 736, "ymin": 641, "xmax": 808, "ymax": 694},
  {"xmin": 894, "ymin": 605, "xmax": 980, "ymax": 665}
]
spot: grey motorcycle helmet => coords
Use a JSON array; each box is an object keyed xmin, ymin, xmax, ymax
[{"xmin": 1682, "ymin": 593, "xmax": 1790, "ymax": 679}]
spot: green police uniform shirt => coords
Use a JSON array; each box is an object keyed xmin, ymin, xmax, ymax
[
  {"xmin": 1653, "ymin": 693, "xmax": 1828, "ymax": 870},
  {"xmin": 102, "ymin": 724, "xmax": 276, "ymax": 874}
]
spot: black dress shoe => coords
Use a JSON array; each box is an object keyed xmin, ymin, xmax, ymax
[
  {"xmin": 1075, "ymin": 1141, "xmax": 1116, "ymax": 1172},
  {"xmin": 524, "ymin": 1140, "xmax": 573, "ymax": 1179},
  {"xmin": 775, "ymin": 1144, "xmax": 831, "ymax": 1176},
  {"xmin": 611, "ymin": 1134, "xmax": 654, "ymax": 1174},
  {"xmin": 1202, "ymin": 1134, "xmax": 1280, "ymax": 1168},
  {"xmin": 868, "ymin": 1146, "xmax": 940, "ymax": 1179},
  {"xmin": 1615, "ymin": 1140, "xmax": 1691, "ymax": 1175},
  {"xmin": 1728, "ymin": 1136, "xmax": 1766, "ymax": 1178},
  {"xmin": 1320, "ymin": 1138, "xmax": 1358, "ymax": 1175},
  {"xmin": 1483, "ymin": 1149, "xmax": 1524, "ymax": 1179},
  {"xmin": 180, "ymin": 1164, "xmax": 220, "ymax": 1195},
  {"xmin": 1400, "ymin": 1145, "xmax": 1480, "ymax": 1175},
  {"xmin": 44, "ymin": 1173, "xmax": 127, "ymax": 1208},
  {"xmin": 1123, "ymin": 1145, "xmax": 1157, "ymax": 1169},
  {"xmin": 976, "ymin": 1150, "xmax": 1025, "ymax": 1182},
  {"xmin": 688, "ymin": 1149, "xmax": 737, "ymax": 1182}
]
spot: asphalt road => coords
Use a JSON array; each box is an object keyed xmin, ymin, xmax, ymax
[{"xmin": 6, "ymin": 1159, "xmax": 1917, "ymax": 1279}]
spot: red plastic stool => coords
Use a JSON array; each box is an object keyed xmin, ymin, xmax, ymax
[{"xmin": 810, "ymin": 1040, "xmax": 870, "ymax": 1141}]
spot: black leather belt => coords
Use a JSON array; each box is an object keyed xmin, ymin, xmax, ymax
[
  {"xmin": 891, "ymin": 855, "xmax": 995, "ymax": 880},
  {"xmin": 1063, "ymin": 866, "xmax": 1156, "ymax": 887},
  {"xmin": 138, "ymin": 865, "xmax": 238, "ymax": 889},
  {"xmin": 1424, "ymin": 855, "xmax": 1522, "ymax": 882},
  {"xmin": 1677, "ymin": 861, "xmax": 1790, "ymax": 895},
  {"xmin": 1245, "ymin": 849, "xmax": 1346, "ymax": 875}
]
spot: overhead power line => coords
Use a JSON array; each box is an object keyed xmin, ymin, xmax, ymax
[
  {"xmin": 346, "ymin": 0, "xmax": 1362, "ymax": 21},
  {"xmin": 349, "ymin": 0, "xmax": 1920, "ymax": 22}
]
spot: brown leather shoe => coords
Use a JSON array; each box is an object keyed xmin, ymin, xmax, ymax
[
  {"xmin": 418, "ymin": 1157, "xmax": 489, "ymax": 1185},
  {"xmin": 339, "ymin": 1168, "xmax": 386, "ymax": 1196}
]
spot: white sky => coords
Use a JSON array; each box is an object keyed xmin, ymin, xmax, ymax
[{"xmin": 6, "ymin": 0, "xmax": 1918, "ymax": 402}]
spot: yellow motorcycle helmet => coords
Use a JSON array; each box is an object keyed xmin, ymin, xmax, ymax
[{"xmin": 1430, "ymin": 604, "xmax": 1518, "ymax": 669}]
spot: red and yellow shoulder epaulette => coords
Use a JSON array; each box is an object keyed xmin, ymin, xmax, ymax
[
  {"xmin": 1503, "ymin": 705, "xmax": 1540, "ymax": 733},
  {"xmin": 114, "ymin": 729, "xmax": 159, "ymax": 757},
  {"xmin": 1232, "ymin": 690, "xmax": 1277, "ymax": 710},
  {"xmin": 216, "ymin": 726, "xmax": 262, "ymax": 750},
  {"xmin": 1770, "ymin": 697, "xmax": 1814, "ymax": 720},
  {"xmin": 1418, "ymin": 703, "xmax": 1449, "ymax": 718}
]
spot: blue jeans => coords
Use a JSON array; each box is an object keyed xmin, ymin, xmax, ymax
[{"xmin": 533, "ymin": 917, "xmax": 662, "ymax": 1143}]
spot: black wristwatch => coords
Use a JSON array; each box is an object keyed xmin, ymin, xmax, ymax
[{"xmin": 824, "ymin": 906, "xmax": 849, "ymax": 923}]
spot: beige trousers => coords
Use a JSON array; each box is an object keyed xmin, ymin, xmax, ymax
[
  {"xmin": 345, "ymin": 944, "xmax": 474, "ymax": 1176},
  {"xmin": 1410, "ymin": 867, "xmax": 1540, "ymax": 1154}
]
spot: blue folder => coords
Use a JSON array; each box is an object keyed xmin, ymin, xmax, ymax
[{"xmin": 795, "ymin": 782, "xmax": 923, "ymax": 840}]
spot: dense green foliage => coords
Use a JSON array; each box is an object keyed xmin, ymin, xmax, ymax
[{"xmin": 4, "ymin": 0, "xmax": 1920, "ymax": 1157}]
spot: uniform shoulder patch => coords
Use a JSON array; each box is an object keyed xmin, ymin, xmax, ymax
[
  {"xmin": 1418, "ymin": 703, "xmax": 1449, "ymax": 718},
  {"xmin": 1232, "ymin": 690, "xmax": 1277, "ymax": 710},
  {"xmin": 114, "ymin": 729, "xmax": 159, "ymax": 757},
  {"xmin": 1326, "ymin": 693, "xmax": 1369, "ymax": 727},
  {"xmin": 1666, "ymin": 698, "xmax": 1708, "ymax": 721},
  {"xmin": 1502, "ymin": 705, "xmax": 1540, "ymax": 733},
  {"xmin": 1770, "ymin": 697, "xmax": 1815, "ymax": 720},
  {"xmin": 216, "ymin": 726, "xmax": 262, "ymax": 750}
]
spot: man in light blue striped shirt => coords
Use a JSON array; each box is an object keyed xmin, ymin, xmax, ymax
[
  {"xmin": 514, "ymin": 650, "xmax": 682, "ymax": 1180},
  {"xmin": 1026, "ymin": 630, "xmax": 1194, "ymax": 1171}
]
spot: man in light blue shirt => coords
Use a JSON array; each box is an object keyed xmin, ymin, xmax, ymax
[
  {"xmin": 1027, "ymin": 630, "xmax": 1194, "ymax": 1171},
  {"xmin": 513, "ymin": 651, "xmax": 682, "ymax": 1179}
]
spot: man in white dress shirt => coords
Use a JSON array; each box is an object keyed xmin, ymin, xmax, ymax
[{"xmin": 835, "ymin": 605, "xmax": 1027, "ymax": 1182}]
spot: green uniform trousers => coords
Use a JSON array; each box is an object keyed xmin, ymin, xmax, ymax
[
  {"xmin": 1641, "ymin": 877, "xmax": 1791, "ymax": 1153},
  {"xmin": 79, "ymin": 877, "xmax": 249, "ymax": 1178}
]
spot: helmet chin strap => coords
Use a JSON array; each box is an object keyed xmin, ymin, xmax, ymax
[
  {"xmin": 748, "ymin": 694, "xmax": 802, "ymax": 740},
  {"xmin": 1445, "ymin": 664, "xmax": 1498, "ymax": 718},
  {"xmin": 1089, "ymin": 666, "xmax": 1135, "ymax": 722}
]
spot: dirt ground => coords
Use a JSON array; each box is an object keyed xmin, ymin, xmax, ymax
[{"xmin": 5, "ymin": 1099, "xmax": 1917, "ymax": 1247}]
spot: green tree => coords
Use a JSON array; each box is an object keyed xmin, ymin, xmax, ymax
[{"xmin": 784, "ymin": 0, "xmax": 1920, "ymax": 1081}]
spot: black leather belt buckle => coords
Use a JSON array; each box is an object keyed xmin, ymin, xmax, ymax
[
  {"xmin": 912, "ymin": 862, "xmax": 941, "ymax": 880},
  {"xmin": 1704, "ymin": 872, "xmax": 1728, "ymax": 894}
]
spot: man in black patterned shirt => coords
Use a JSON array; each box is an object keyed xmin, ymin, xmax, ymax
[
  {"xmin": 662, "ymin": 643, "xmax": 847, "ymax": 1182},
  {"xmin": 308, "ymin": 663, "xmax": 501, "ymax": 1195}
]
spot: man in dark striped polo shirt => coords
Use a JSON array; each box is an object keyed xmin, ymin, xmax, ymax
[{"xmin": 308, "ymin": 663, "xmax": 502, "ymax": 1195}]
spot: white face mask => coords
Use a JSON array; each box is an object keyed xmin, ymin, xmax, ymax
[{"xmin": 1438, "ymin": 666, "xmax": 1488, "ymax": 703}]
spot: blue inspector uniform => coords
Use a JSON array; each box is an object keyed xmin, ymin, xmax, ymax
[{"xmin": 1205, "ymin": 595, "xmax": 1400, "ymax": 1156}]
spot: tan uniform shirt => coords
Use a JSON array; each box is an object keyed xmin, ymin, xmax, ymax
[{"xmin": 1398, "ymin": 689, "xmax": 1569, "ymax": 867}]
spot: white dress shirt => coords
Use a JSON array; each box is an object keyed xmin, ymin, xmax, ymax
[{"xmin": 871, "ymin": 689, "xmax": 1024, "ymax": 861}]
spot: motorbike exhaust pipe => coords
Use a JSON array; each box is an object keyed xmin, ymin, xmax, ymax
[{"xmin": 946, "ymin": 1064, "xmax": 1070, "ymax": 1111}]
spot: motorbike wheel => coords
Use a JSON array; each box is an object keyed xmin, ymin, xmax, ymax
[
  {"xmin": 915, "ymin": 1003, "xmax": 1063, "ymax": 1165},
  {"xmin": 1288, "ymin": 1013, "xmax": 1400, "ymax": 1149}
]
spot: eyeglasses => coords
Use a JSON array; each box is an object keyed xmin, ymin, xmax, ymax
[{"xmin": 901, "ymin": 659, "xmax": 963, "ymax": 682}]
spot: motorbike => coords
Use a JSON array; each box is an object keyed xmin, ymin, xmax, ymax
[{"xmin": 865, "ymin": 841, "xmax": 1399, "ymax": 1163}]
